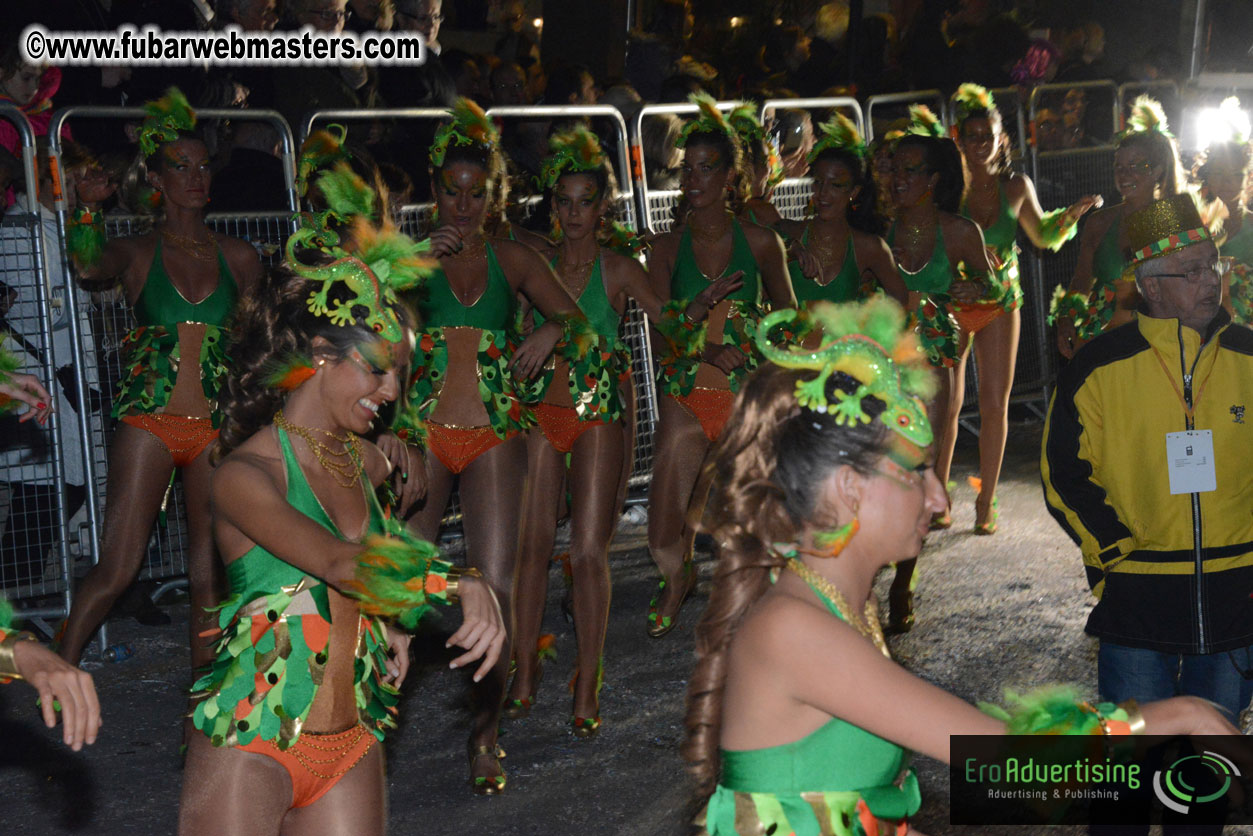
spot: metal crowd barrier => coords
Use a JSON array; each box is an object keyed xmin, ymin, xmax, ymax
[
  {"xmin": 865, "ymin": 89, "xmax": 947, "ymax": 141},
  {"xmin": 0, "ymin": 105, "xmax": 75, "ymax": 631},
  {"xmin": 1028, "ymin": 80, "xmax": 1120, "ymax": 147},
  {"xmin": 47, "ymin": 106, "xmax": 297, "ymax": 649}
]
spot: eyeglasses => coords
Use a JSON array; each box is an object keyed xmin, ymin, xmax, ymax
[
  {"xmin": 1152, "ymin": 259, "xmax": 1230, "ymax": 283},
  {"xmin": 309, "ymin": 8, "xmax": 351, "ymax": 24},
  {"xmin": 1113, "ymin": 161, "xmax": 1153, "ymax": 176}
]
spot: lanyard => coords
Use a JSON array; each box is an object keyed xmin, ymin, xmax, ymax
[{"xmin": 1148, "ymin": 342, "xmax": 1213, "ymax": 425}]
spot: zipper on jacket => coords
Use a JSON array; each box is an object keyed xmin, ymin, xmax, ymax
[{"xmin": 1178, "ymin": 323, "xmax": 1206, "ymax": 652}]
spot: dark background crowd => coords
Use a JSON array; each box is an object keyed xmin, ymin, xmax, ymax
[{"xmin": 1, "ymin": 0, "xmax": 1250, "ymax": 219}]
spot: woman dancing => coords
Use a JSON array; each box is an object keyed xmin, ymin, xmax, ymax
[
  {"xmin": 776, "ymin": 114, "xmax": 906, "ymax": 307},
  {"xmin": 682, "ymin": 297, "xmax": 1240, "ymax": 836},
  {"xmin": 645, "ymin": 94, "xmax": 795, "ymax": 639},
  {"xmin": 178, "ymin": 197, "xmax": 504, "ymax": 835},
  {"xmin": 396, "ymin": 99, "xmax": 588, "ymax": 794},
  {"xmin": 506, "ymin": 128, "xmax": 739, "ymax": 736},
  {"xmin": 1051, "ymin": 96, "xmax": 1183, "ymax": 357},
  {"xmin": 1195, "ymin": 97, "xmax": 1253, "ymax": 324},
  {"xmin": 947, "ymin": 83, "xmax": 1099, "ymax": 535},
  {"xmin": 883, "ymin": 107, "xmax": 994, "ymax": 631},
  {"xmin": 59, "ymin": 89, "xmax": 262, "ymax": 669}
]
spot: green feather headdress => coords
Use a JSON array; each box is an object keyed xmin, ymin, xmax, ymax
[
  {"xmin": 756, "ymin": 297, "xmax": 937, "ymax": 465},
  {"xmin": 808, "ymin": 113, "xmax": 867, "ymax": 163},
  {"xmin": 139, "ymin": 88, "xmax": 197, "ymax": 158},
  {"xmin": 676, "ymin": 92, "xmax": 737, "ymax": 148},
  {"xmin": 536, "ymin": 127, "xmax": 608, "ymax": 191},
  {"xmin": 904, "ymin": 104, "xmax": 946, "ymax": 139},
  {"xmin": 288, "ymin": 126, "xmax": 435, "ymax": 345},
  {"xmin": 953, "ymin": 83, "xmax": 996, "ymax": 123},
  {"xmin": 1117, "ymin": 95, "xmax": 1173, "ymax": 142},
  {"xmin": 728, "ymin": 103, "xmax": 785, "ymax": 188},
  {"xmin": 429, "ymin": 98, "xmax": 500, "ymax": 167}
]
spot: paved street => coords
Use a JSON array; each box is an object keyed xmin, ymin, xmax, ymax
[{"xmin": 1, "ymin": 423, "xmax": 1204, "ymax": 835}]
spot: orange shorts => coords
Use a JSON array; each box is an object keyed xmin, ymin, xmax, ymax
[
  {"xmin": 426, "ymin": 422, "xmax": 512, "ymax": 474},
  {"xmin": 671, "ymin": 388, "xmax": 736, "ymax": 443},
  {"xmin": 120, "ymin": 413, "xmax": 217, "ymax": 467},
  {"xmin": 951, "ymin": 301, "xmax": 1009, "ymax": 337},
  {"xmin": 237, "ymin": 724, "xmax": 376, "ymax": 809},
  {"xmin": 533, "ymin": 402, "xmax": 603, "ymax": 454}
]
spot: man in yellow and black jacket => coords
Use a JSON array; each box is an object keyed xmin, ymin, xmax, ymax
[{"xmin": 1042, "ymin": 194, "xmax": 1253, "ymax": 722}]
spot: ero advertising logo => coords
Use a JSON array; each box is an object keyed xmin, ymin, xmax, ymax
[{"xmin": 1153, "ymin": 751, "xmax": 1242, "ymax": 815}]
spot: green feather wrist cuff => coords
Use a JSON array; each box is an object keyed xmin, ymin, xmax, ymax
[
  {"xmin": 67, "ymin": 207, "xmax": 106, "ymax": 269},
  {"xmin": 1038, "ymin": 208, "xmax": 1079, "ymax": 252},
  {"xmin": 346, "ymin": 522, "xmax": 456, "ymax": 630},
  {"xmin": 656, "ymin": 299, "xmax": 708, "ymax": 358}
]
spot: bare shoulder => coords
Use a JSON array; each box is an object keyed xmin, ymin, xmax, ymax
[
  {"xmin": 941, "ymin": 211, "xmax": 984, "ymax": 244},
  {"xmin": 648, "ymin": 229, "xmax": 682, "ymax": 261},
  {"xmin": 731, "ymin": 590, "xmax": 860, "ymax": 672},
  {"xmin": 741, "ymin": 218, "xmax": 784, "ymax": 248},
  {"xmin": 490, "ymin": 236, "xmax": 545, "ymax": 266},
  {"xmin": 212, "ymin": 433, "xmax": 283, "ymax": 503},
  {"xmin": 852, "ymin": 228, "xmax": 890, "ymax": 254},
  {"xmin": 600, "ymin": 247, "xmax": 642, "ymax": 275},
  {"xmin": 1004, "ymin": 172, "xmax": 1033, "ymax": 199},
  {"xmin": 510, "ymin": 225, "xmax": 554, "ymax": 255},
  {"xmin": 214, "ymin": 233, "xmax": 261, "ymax": 262},
  {"xmin": 1082, "ymin": 203, "xmax": 1121, "ymax": 234}
]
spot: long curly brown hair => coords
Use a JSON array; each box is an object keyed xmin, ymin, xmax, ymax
[
  {"xmin": 214, "ymin": 265, "xmax": 415, "ymax": 462},
  {"xmin": 681, "ymin": 363, "xmax": 892, "ymax": 798}
]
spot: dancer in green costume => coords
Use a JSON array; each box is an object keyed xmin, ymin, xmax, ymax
[
  {"xmin": 947, "ymin": 83, "xmax": 1100, "ymax": 537},
  {"xmin": 776, "ymin": 114, "xmax": 906, "ymax": 308},
  {"xmin": 683, "ymin": 298, "xmax": 1240, "ymax": 836},
  {"xmin": 644, "ymin": 93, "xmax": 796, "ymax": 641},
  {"xmin": 1053, "ymin": 96, "xmax": 1183, "ymax": 357},
  {"xmin": 59, "ymin": 89, "xmax": 263, "ymax": 671},
  {"xmin": 1195, "ymin": 98, "xmax": 1253, "ymax": 324},
  {"xmin": 178, "ymin": 150, "xmax": 504, "ymax": 832}
]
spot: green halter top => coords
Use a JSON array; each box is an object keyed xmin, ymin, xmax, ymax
[
  {"xmin": 671, "ymin": 218, "xmax": 762, "ymax": 305},
  {"xmin": 535, "ymin": 253, "xmax": 631, "ymax": 422},
  {"xmin": 192, "ymin": 425, "xmax": 397, "ymax": 750},
  {"xmin": 112, "ymin": 239, "xmax": 238, "ymax": 423},
  {"xmin": 787, "ymin": 225, "xmax": 862, "ymax": 305},
  {"xmin": 702, "ymin": 579, "xmax": 921, "ymax": 836},
  {"xmin": 1092, "ymin": 215, "xmax": 1128, "ymax": 292},
  {"xmin": 416, "ymin": 243, "xmax": 515, "ymax": 330},
  {"xmin": 134, "ymin": 239, "xmax": 238, "ymax": 328},
  {"xmin": 961, "ymin": 181, "xmax": 1024, "ymax": 310},
  {"xmin": 404, "ymin": 241, "xmax": 533, "ymax": 439},
  {"xmin": 888, "ymin": 222, "xmax": 953, "ymax": 295}
]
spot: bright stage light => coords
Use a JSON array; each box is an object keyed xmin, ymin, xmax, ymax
[
  {"xmin": 1193, "ymin": 96, "xmax": 1251, "ymax": 150},
  {"xmin": 729, "ymin": 16, "xmax": 743, "ymax": 28},
  {"xmin": 532, "ymin": 17, "xmax": 543, "ymax": 31}
]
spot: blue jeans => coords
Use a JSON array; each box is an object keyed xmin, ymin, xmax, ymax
[{"xmin": 1097, "ymin": 641, "xmax": 1253, "ymax": 723}]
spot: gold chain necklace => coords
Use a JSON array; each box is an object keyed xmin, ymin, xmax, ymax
[
  {"xmin": 452, "ymin": 235, "xmax": 487, "ymax": 260},
  {"xmin": 162, "ymin": 228, "xmax": 217, "ymax": 262},
  {"xmin": 785, "ymin": 557, "xmax": 890, "ymax": 658},
  {"xmin": 273, "ymin": 409, "xmax": 363, "ymax": 489},
  {"xmin": 556, "ymin": 248, "xmax": 597, "ymax": 297},
  {"xmin": 688, "ymin": 210, "xmax": 732, "ymax": 246}
]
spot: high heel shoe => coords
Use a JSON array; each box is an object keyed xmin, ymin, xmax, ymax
[
  {"xmin": 646, "ymin": 561, "xmax": 695, "ymax": 638},
  {"xmin": 469, "ymin": 743, "xmax": 507, "ymax": 795},
  {"xmin": 503, "ymin": 649, "xmax": 547, "ymax": 720},
  {"xmin": 969, "ymin": 477, "xmax": 999, "ymax": 535},
  {"xmin": 887, "ymin": 588, "xmax": 914, "ymax": 635},
  {"xmin": 571, "ymin": 715, "xmax": 601, "ymax": 738}
]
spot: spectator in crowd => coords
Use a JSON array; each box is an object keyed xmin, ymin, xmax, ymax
[
  {"xmin": 213, "ymin": 0, "xmax": 279, "ymax": 30},
  {"xmin": 1056, "ymin": 20, "xmax": 1108, "ymax": 82},
  {"xmin": 395, "ymin": 0, "xmax": 444, "ymax": 54},
  {"xmin": 544, "ymin": 64, "xmax": 597, "ymax": 107},
  {"xmin": 642, "ymin": 112, "xmax": 683, "ymax": 190},
  {"xmin": 346, "ymin": 0, "xmax": 394, "ymax": 32},
  {"xmin": 1033, "ymin": 104, "xmax": 1065, "ymax": 152},
  {"xmin": 775, "ymin": 108, "xmax": 814, "ymax": 179},
  {"xmin": 490, "ymin": 61, "xmax": 530, "ymax": 107},
  {"xmin": 494, "ymin": 0, "xmax": 540, "ymax": 65},
  {"xmin": 626, "ymin": 0, "xmax": 693, "ymax": 101},
  {"xmin": 208, "ymin": 121, "xmax": 288, "ymax": 213},
  {"xmin": 271, "ymin": 0, "xmax": 380, "ymax": 135},
  {"xmin": 1043, "ymin": 193, "xmax": 1253, "ymax": 733},
  {"xmin": 444, "ymin": 49, "xmax": 488, "ymax": 101}
]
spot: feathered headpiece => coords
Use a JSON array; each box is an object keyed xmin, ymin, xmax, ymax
[
  {"xmin": 0, "ymin": 336, "xmax": 21, "ymax": 414},
  {"xmin": 904, "ymin": 104, "xmax": 946, "ymax": 139},
  {"xmin": 808, "ymin": 113, "xmax": 867, "ymax": 163},
  {"xmin": 536, "ymin": 127, "xmax": 608, "ymax": 191},
  {"xmin": 676, "ymin": 92, "xmax": 737, "ymax": 147},
  {"xmin": 728, "ymin": 103, "xmax": 785, "ymax": 189},
  {"xmin": 286, "ymin": 126, "xmax": 435, "ymax": 348},
  {"xmin": 952, "ymin": 83, "xmax": 996, "ymax": 123},
  {"xmin": 430, "ymin": 98, "xmax": 500, "ymax": 167},
  {"xmin": 756, "ymin": 297, "xmax": 936, "ymax": 467},
  {"xmin": 139, "ymin": 88, "xmax": 197, "ymax": 158},
  {"xmin": 1117, "ymin": 95, "xmax": 1173, "ymax": 142}
]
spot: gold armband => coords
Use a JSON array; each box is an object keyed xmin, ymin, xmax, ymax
[
  {"xmin": 444, "ymin": 566, "xmax": 484, "ymax": 606},
  {"xmin": 0, "ymin": 629, "xmax": 39, "ymax": 682}
]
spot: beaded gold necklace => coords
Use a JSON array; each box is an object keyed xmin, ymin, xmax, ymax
[
  {"xmin": 274, "ymin": 409, "xmax": 363, "ymax": 489},
  {"xmin": 784, "ymin": 556, "xmax": 890, "ymax": 658}
]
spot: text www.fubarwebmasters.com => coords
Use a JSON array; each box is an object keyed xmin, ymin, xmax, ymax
[{"xmin": 21, "ymin": 25, "xmax": 427, "ymax": 66}]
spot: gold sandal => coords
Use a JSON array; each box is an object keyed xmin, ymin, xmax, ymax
[{"xmin": 469, "ymin": 743, "xmax": 507, "ymax": 795}]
